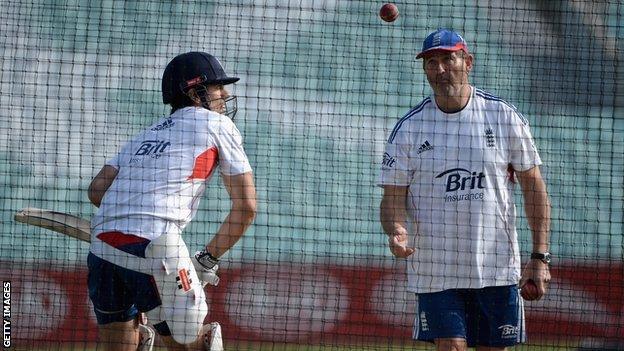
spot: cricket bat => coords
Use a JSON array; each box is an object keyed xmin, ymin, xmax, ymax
[
  {"xmin": 13, "ymin": 207, "xmax": 225, "ymax": 350},
  {"xmin": 14, "ymin": 207, "xmax": 91, "ymax": 243}
]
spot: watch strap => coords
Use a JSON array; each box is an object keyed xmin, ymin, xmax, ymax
[{"xmin": 530, "ymin": 252, "xmax": 551, "ymax": 264}]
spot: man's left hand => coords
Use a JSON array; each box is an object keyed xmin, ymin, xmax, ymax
[
  {"xmin": 193, "ymin": 251, "xmax": 220, "ymax": 286},
  {"xmin": 520, "ymin": 259, "xmax": 550, "ymax": 299}
]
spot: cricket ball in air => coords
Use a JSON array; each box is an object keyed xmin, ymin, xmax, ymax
[
  {"xmin": 379, "ymin": 3, "xmax": 399, "ymax": 22},
  {"xmin": 520, "ymin": 279, "xmax": 539, "ymax": 301}
]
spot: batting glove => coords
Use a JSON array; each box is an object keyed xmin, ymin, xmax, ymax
[{"xmin": 193, "ymin": 249, "xmax": 220, "ymax": 286}]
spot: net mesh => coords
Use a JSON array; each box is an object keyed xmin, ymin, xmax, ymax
[{"xmin": 0, "ymin": 0, "xmax": 622, "ymax": 350}]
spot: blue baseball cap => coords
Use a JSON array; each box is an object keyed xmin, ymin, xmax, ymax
[{"xmin": 416, "ymin": 28, "xmax": 469, "ymax": 59}]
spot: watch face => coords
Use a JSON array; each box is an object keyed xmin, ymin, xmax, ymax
[{"xmin": 531, "ymin": 252, "xmax": 551, "ymax": 264}]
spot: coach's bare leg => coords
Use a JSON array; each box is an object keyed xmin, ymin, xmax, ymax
[
  {"xmin": 435, "ymin": 338, "xmax": 468, "ymax": 351},
  {"xmin": 160, "ymin": 335, "xmax": 205, "ymax": 351},
  {"xmin": 97, "ymin": 320, "xmax": 138, "ymax": 351},
  {"xmin": 435, "ymin": 338, "xmax": 508, "ymax": 351}
]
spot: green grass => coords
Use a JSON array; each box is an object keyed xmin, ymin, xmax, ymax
[
  {"xmin": 15, "ymin": 341, "xmax": 578, "ymax": 351},
  {"xmin": 214, "ymin": 342, "xmax": 577, "ymax": 351}
]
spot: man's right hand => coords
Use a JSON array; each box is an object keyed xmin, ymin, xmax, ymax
[{"xmin": 388, "ymin": 227, "xmax": 415, "ymax": 258}]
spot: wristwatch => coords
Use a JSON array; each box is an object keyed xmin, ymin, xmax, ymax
[
  {"xmin": 195, "ymin": 249, "xmax": 219, "ymax": 269},
  {"xmin": 530, "ymin": 252, "xmax": 551, "ymax": 264}
]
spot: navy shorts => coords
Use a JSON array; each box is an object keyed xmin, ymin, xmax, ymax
[
  {"xmin": 88, "ymin": 231, "xmax": 186, "ymax": 337},
  {"xmin": 87, "ymin": 252, "xmax": 162, "ymax": 325},
  {"xmin": 413, "ymin": 285, "xmax": 525, "ymax": 347}
]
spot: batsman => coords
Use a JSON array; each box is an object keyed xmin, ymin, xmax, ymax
[{"xmin": 87, "ymin": 52, "xmax": 257, "ymax": 350}]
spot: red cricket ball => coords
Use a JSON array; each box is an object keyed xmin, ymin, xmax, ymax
[
  {"xmin": 379, "ymin": 3, "xmax": 399, "ymax": 22},
  {"xmin": 521, "ymin": 279, "xmax": 540, "ymax": 301}
]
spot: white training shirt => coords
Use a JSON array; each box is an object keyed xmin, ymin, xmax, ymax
[
  {"xmin": 379, "ymin": 87, "xmax": 542, "ymax": 293},
  {"xmin": 90, "ymin": 106, "xmax": 252, "ymax": 258}
]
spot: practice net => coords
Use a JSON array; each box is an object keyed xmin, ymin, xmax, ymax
[{"xmin": 0, "ymin": 1, "xmax": 622, "ymax": 350}]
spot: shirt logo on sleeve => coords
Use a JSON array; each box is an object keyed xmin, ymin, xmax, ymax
[{"xmin": 382, "ymin": 152, "xmax": 396, "ymax": 168}]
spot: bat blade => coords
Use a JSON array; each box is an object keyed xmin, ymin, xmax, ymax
[{"xmin": 14, "ymin": 207, "xmax": 91, "ymax": 243}]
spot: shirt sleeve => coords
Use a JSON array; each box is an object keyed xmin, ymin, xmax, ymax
[
  {"xmin": 214, "ymin": 117, "xmax": 253, "ymax": 176},
  {"xmin": 378, "ymin": 126, "xmax": 412, "ymax": 187},
  {"xmin": 105, "ymin": 146, "xmax": 123, "ymax": 169},
  {"xmin": 104, "ymin": 138, "xmax": 135, "ymax": 170},
  {"xmin": 509, "ymin": 111, "xmax": 542, "ymax": 171}
]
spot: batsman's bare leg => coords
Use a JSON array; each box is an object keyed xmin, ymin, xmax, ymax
[
  {"xmin": 96, "ymin": 320, "xmax": 139, "ymax": 351},
  {"xmin": 159, "ymin": 335, "xmax": 204, "ymax": 351},
  {"xmin": 159, "ymin": 323, "xmax": 222, "ymax": 351}
]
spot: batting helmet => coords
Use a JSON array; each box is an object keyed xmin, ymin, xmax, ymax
[{"xmin": 162, "ymin": 52, "xmax": 239, "ymax": 105}]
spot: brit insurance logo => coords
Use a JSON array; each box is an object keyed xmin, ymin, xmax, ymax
[
  {"xmin": 129, "ymin": 139, "xmax": 170, "ymax": 164},
  {"xmin": 498, "ymin": 324, "xmax": 519, "ymax": 339},
  {"xmin": 435, "ymin": 168, "xmax": 487, "ymax": 203}
]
